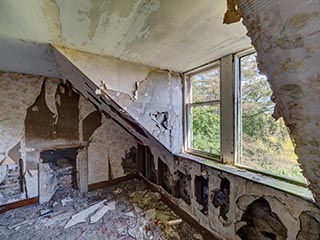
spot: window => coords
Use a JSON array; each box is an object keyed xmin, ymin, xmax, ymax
[
  {"xmin": 183, "ymin": 50, "xmax": 306, "ymax": 185},
  {"xmin": 236, "ymin": 51, "xmax": 306, "ymax": 183},
  {"xmin": 185, "ymin": 62, "xmax": 221, "ymax": 159}
]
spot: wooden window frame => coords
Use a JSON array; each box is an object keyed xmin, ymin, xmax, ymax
[{"xmin": 184, "ymin": 61, "xmax": 221, "ymax": 161}]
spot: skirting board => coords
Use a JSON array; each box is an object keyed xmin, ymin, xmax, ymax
[{"xmin": 0, "ymin": 197, "xmax": 38, "ymax": 214}]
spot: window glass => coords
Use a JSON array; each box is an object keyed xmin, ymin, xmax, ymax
[
  {"xmin": 191, "ymin": 68, "xmax": 220, "ymax": 103},
  {"xmin": 239, "ymin": 53, "xmax": 306, "ymax": 183},
  {"xmin": 190, "ymin": 105, "xmax": 220, "ymax": 155},
  {"xmin": 186, "ymin": 64, "xmax": 220, "ymax": 158}
]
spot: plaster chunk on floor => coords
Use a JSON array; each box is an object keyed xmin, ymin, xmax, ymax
[
  {"xmin": 64, "ymin": 200, "xmax": 107, "ymax": 228},
  {"xmin": 89, "ymin": 201, "xmax": 115, "ymax": 223}
]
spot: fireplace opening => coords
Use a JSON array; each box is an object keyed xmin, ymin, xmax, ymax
[{"xmin": 39, "ymin": 147, "xmax": 78, "ymax": 203}]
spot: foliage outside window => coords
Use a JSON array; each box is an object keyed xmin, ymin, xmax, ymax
[
  {"xmin": 238, "ymin": 52, "xmax": 306, "ymax": 183},
  {"xmin": 186, "ymin": 63, "xmax": 221, "ymax": 158}
]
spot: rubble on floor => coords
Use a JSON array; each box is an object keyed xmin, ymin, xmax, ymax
[{"xmin": 0, "ymin": 179, "xmax": 203, "ymax": 240}]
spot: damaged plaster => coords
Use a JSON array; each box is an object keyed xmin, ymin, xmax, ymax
[
  {"xmin": 297, "ymin": 211, "xmax": 320, "ymax": 240},
  {"xmin": 0, "ymin": 72, "xmax": 43, "ymax": 165},
  {"xmin": 138, "ymin": 149, "xmax": 320, "ymax": 240},
  {"xmin": 87, "ymin": 115, "xmax": 137, "ymax": 184},
  {"xmin": 238, "ymin": 0, "xmax": 320, "ymax": 203},
  {"xmin": 0, "ymin": 42, "xmax": 310, "ymax": 240},
  {"xmin": 210, "ymin": 178, "xmax": 230, "ymax": 225},
  {"xmin": 0, "ymin": 0, "xmax": 251, "ymax": 73},
  {"xmin": 0, "ymin": 71, "xmax": 139, "ymax": 205},
  {"xmin": 109, "ymin": 70, "xmax": 183, "ymax": 154},
  {"xmin": 236, "ymin": 197, "xmax": 287, "ymax": 240},
  {"xmin": 121, "ymin": 146, "xmax": 137, "ymax": 175},
  {"xmin": 53, "ymin": 46, "xmax": 153, "ymax": 97}
]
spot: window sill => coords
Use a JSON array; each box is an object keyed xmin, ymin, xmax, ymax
[
  {"xmin": 184, "ymin": 149, "xmax": 220, "ymax": 162},
  {"xmin": 177, "ymin": 152, "xmax": 315, "ymax": 203}
]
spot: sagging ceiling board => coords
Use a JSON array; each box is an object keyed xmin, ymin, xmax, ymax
[{"xmin": 0, "ymin": 0, "xmax": 250, "ymax": 73}]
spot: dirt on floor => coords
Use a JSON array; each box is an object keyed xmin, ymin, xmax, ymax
[{"xmin": 0, "ymin": 179, "xmax": 204, "ymax": 240}]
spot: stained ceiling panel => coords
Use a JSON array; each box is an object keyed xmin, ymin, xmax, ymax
[{"xmin": 0, "ymin": 0, "xmax": 251, "ymax": 72}]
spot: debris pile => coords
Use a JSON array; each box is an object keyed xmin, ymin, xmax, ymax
[{"xmin": 0, "ymin": 179, "xmax": 203, "ymax": 239}]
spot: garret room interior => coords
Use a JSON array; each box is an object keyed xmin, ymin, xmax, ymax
[{"xmin": 0, "ymin": 0, "xmax": 319, "ymax": 239}]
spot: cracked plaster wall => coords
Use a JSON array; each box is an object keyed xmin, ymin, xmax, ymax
[
  {"xmin": 0, "ymin": 72, "xmax": 138, "ymax": 205},
  {"xmin": 79, "ymin": 95, "xmax": 138, "ymax": 184},
  {"xmin": 0, "ymin": 72, "xmax": 50, "ymax": 204},
  {"xmin": 142, "ymin": 148, "xmax": 320, "ymax": 240},
  {"xmin": 54, "ymin": 47, "xmax": 183, "ymax": 154},
  {"xmin": 109, "ymin": 69, "xmax": 183, "ymax": 154},
  {"xmin": 87, "ymin": 114, "xmax": 137, "ymax": 184},
  {"xmin": 51, "ymin": 45, "xmax": 320, "ymax": 239},
  {"xmin": 237, "ymin": 0, "xmax": 320, "ymax": 203}
]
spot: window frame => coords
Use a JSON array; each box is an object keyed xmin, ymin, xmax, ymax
[
  {"xmin": 234, "ymin": 49, "xmax": 307, "ymax": 187},
  {"xmin": 184, "ymin": 61, "xmax": 221, "ymax": 161},
  {"xmin": 182, "ymin": 48, "xmax": 307, "ymax": 187}
]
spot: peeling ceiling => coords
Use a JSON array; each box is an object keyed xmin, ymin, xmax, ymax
[{"xmin": 0, "ymin": 0, "xmax": 251, "ymax": 73}]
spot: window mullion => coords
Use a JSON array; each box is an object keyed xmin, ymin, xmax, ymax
[{"xmin": 220, "ymin": 54, "xmax": 235, "ymax": 165}]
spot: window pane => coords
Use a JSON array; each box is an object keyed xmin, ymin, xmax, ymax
[
  {"xmin": 240, "ymin": 53, "xmax": 306, "ymax": 183},
  {"xmin": 190, "ymin": 104, "xmax": 220, "ymax": 155},
  {"xmin": 191, "ymin": 66, "xmax": 220, "ymax": 103}
]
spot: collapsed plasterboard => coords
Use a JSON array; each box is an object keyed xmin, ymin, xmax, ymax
[
  {"xmin": 90, "ymin": 201, "xmax": 116, "ymax": 223},
  {"xmin": 64, "ymin": 200, "xmax": 115, "ymax": 228}
]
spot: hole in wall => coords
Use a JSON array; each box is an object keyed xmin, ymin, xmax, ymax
[
  {"xmin": 39, "ymin": 147, "xmax": 80, "ymax": 204},
  {"xmin": 195, "ymin": 175, "xmax": 208, "ymax": 215},
  {"xmin": 158, "ymin": 158, "xmax": 172, "ymax": 194},
  {"xmin": 236, "ymin": 197, "xmax": 288, "ymax": 240},
  {"xmin": 145, "ymin": 147, "xmax": 157, "ymax": 184},
  {"xmin": 210, "ymin": 178, "xmax": 230, "ymax": 224},
  {"xmin": 0, "ymin": 164, "xmax": 24, "ymax": 202},
  {"xmin": 177, "ymin": 171, "xmax": 191, "ymax": 205},
  {"xmin": 40, "ymin": 148, "xmax": 78, "ymax": 191},
  {"xmin": 296, "ymin": 211, "xmax": 320, "ymax": 240},
  {"xmin": 137, "ymin": 144, "xmax": 146, "ymax": 176},
  {"xmin": 121, "ymin": 146, "xmax": 137, "ymax": 175},
  {"xmin": 151, "ymin": 111, "xmax": 169, "ymax": 130}
]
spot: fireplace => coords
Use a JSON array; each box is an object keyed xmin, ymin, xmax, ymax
[{"xmin": 38, "ymin": 145, "xmax": 88, "ymax": 203}]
